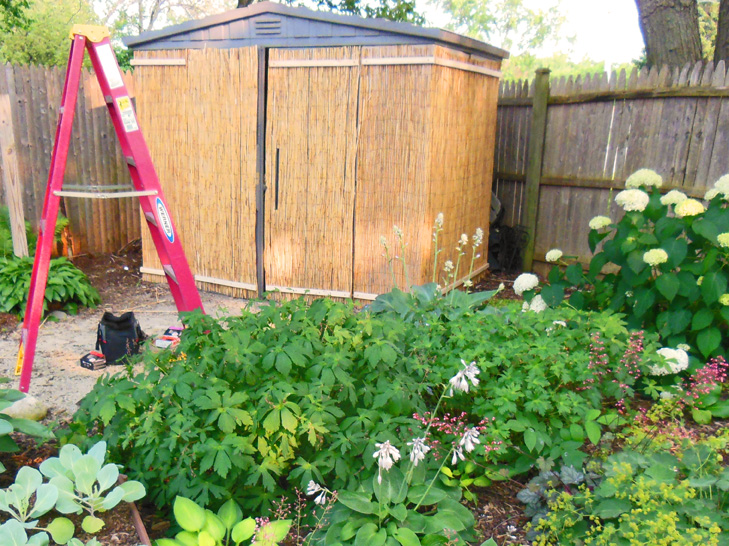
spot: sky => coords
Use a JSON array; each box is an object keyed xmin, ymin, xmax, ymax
[{"xmin": 417, "ymin": 0, "xmax": 646, "ymax": 66}]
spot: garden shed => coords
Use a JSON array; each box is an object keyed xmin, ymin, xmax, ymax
[{"xmin": 124, "ymin": 1, "xmax": 508, "ymax": 300}]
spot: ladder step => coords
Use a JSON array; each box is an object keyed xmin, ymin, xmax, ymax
[
  {"xmin": 163, "ymin": 264, "xmax": 178, "ymax": 284},
  {"xmin": 125, "ymin": 156, "xmax": 136, "ymax": 167},
  {"xmin": 145, "ymin": 211, "xmax": 157, "ymax": 226},
  {"xmin": 53, "ymin": 190, "xmax": 158, "ymax": 199}
]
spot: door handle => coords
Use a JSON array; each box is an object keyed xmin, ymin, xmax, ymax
[{"xmin": 275, "ymin": 147, "xmax": 280, "ymax": 211}]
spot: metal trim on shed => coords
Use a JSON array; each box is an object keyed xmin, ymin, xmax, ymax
[{"xmin": 122, "ymin": 1, "xmax": 509, "ymax": 60}]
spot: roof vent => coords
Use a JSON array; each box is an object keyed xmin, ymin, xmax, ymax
[{"xmin": 254, "ymin": 18, "xmax": 282, "ymax": 36}]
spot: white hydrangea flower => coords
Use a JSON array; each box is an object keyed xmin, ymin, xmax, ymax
[
  {"xmin": 675, "ymin": 199, "xmax": 705, "ymax": 218},
  {"xmin": 407, "ymin": 437, "xmax": 430, "ymax": 466},
  {"xmin": 643, "ymin": 248, "xmax": 668, "ymax": 266},
  {"xmin": 625, "ymin": 169, "xmax": 663, "ymax": 189},
  {"xmin": 660, "ymin": 190, "xmax": 688, "ymax": 206},
  {"xmin": 459, "ymin": 428, "xmax": 481, "ymax": 453},
  {"xmin": 649, "ymin": 348, "xmax": 689, "ymax": 376},
  {"xmin": 589, "ymin": 215, "xmax": 612, "ymax": 230},
  {"xmin": 513, "ymin": 273, "xmax": 539, "ymax": 296},
  {"xmin": 615, "ymin": 189, "xmax": 650, "ymax": 212},
  {"xmin": 718, "ymin": 233, "xmax": 729, "ymax": 248},
  {"xmin": 705, "ymin": 188, "xmax": 721, "ymax": 201},
  {"xmin": 527, "ymin": 294, "xmax": 547, "ymax": 313},
  {"xmin": 545, "ymin": 249, "xmax": 563, "ymax": 263},
  {"xmin": 715, "ymin": 174, "xmax": 729, "ymax": 193}
]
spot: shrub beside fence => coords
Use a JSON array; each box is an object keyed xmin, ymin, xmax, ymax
[
  {"xmin": 494, "ymin": 60, "xmax": 729, "ymax": 271},
  {"xmin": 0, "ymin": 63, "xmax": 140, "ymax": 255}
]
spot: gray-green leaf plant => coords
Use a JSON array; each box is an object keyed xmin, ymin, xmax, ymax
[
  {"xmin": 0, "ymin": 466, "xmax": 75, "ymax": 546},
  {"xmin": 38, "ymin": 440, "xmax": 146, "ymax": 534}
]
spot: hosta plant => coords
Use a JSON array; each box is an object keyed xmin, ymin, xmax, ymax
[
  {"xmin": 155, "ymin": 496, "xmax": 291, "ymax": 546},
  {"xmin": 536, "ymin": 169, "xmax": 729, "ymax": 359},
  {"xmin": 0, "ymin": 256, "xmax": 99, "ymax": 315},
  {"xmin": 39, "ymin": 441, "xmax": 146, "ymax": 533}
]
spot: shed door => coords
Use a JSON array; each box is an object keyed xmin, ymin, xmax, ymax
[{"xmin": 264, "ymin": 47, "xmax": 360, "ymax": 297}]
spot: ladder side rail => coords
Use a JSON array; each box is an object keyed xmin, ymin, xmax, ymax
[
  {"xmin": 84, "ymin": 38, "xmax": 203, "ymax": 313},
  {"xmin": 18, "ymin": 36, "xmax": 87, "ymax": 393}
]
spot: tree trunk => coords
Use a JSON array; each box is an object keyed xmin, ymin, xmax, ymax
[
  {"xmin": 715, "ymin": 0, "xmax": 729, "ymax": 62},
  {"xmin": 635, "ymin": 0, "xmax": 703, "ymax": 67}
]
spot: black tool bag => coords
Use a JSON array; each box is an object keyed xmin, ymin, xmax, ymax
[{"xmin": 95, "ymin": 312, "xmax": 146, "ymax": 365}]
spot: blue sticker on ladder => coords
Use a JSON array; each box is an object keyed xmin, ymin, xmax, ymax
[{"xmin": 156, "ymin": 198, "xmax": 175, "ymax": 243}]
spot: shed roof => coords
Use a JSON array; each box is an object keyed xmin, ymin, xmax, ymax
[{"xmin": 123, "ymin": 1, "xmax": 509, "ymax": 60}]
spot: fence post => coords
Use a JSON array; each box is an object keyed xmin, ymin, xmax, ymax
[
  {"xmin": 522, "ymin": 68, "xmax": 550, "ymax": 271},
  {"xmin": 0, "ymin": 94, "xmax": 29, "ymax": 257}
]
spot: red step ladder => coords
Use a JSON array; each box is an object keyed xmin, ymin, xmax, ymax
[{"xmin": 16, "ymin": 25, "xmax": 204, "ymax": 393}]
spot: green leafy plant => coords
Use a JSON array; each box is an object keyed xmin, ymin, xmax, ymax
[
  {"xmin": 525, "ymin": 440, "xmax": 729, "ymax": 546},
  {"xmin": 0, "ymin": 466, "xmax": 76, "ymax": 545},
  {"xmin": 0, "ymin": 377, "xmax": 53, "ymax": 473},
  {"xmin": 39, "ymin": 441, "xmax": 146, "ymax": 533},
  {"xmin": 0, "ymin": 256, "xmax": 99, "ymax": 315},
  {"xmin": 537, "ymin": 170, "xmax": 729, "ymax": 359},
  {"xmin": 0, "ymin": 204, "xmax": 70, "ymax": 258},
  {"xmin": 156, "ymin": 496, "xmax": 291, "ymax": 546}
]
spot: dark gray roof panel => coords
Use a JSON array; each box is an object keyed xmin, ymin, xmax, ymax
[{"xmin": 123, "ymin": 1, "xmax": 509, "ymax": 60}]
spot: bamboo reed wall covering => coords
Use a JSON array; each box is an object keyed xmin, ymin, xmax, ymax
[{"xmin": 136, "ymin": 44, "xmax": 502, "ymax": 299}]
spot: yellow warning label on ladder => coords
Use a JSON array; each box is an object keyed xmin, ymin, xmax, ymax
[{"xmin": 15, "ymin": 344, "xmax": 23, "ymax": 375}]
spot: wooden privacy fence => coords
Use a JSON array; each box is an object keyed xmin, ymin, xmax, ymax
[
  {"xmin": 493, "ymin": 61, "xmax": 729, "ymax": 271},
  {"xmin": 0, "ymin": 63, "xmax": 141, "ymax": 255}
]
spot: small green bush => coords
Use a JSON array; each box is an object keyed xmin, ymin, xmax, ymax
[
  {"xmin": 0, "ymin": 256, "xmax": 99, "ymax": 315},
  {"xmin": 69, "ymin": 287, "xmax": 661, "ymax": 514},
  {"xmin": 539, "ymin": 170, "xmax": 729, "ymax": 359}
]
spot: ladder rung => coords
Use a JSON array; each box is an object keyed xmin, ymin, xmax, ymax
[
  {"xmin": 163, "ymin": 264, "xmax": 178, "ymax": 284},
  {"xmin": 104, "ymin": 95, "xmax": 113, "ymax": 104},
  {"xmin": 53, "ymin": 190, "xmax": 158, "ymax": 199},
  {"xmin": 145, "ymin": 212, "xmax": 157, "ymax": 226},
  {"xmin": 125, "ymin": 156, "xmax": 136, "ymax": 167}
]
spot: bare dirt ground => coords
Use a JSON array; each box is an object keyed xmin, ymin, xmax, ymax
[{"xmin": 0, "ymin": 244, "xmax": 253, "ymax": 419}]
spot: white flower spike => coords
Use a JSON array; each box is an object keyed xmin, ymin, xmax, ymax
[
  {"xmin": 373, "ymin": 440, "xmax": 401, "ymax": 483},
  {"xmin": 459, "ymin": 428, "xmax": 481, "ymax": 453},
  {"xmin": 407, "ymin": 437, "xmax": 431, "ymax": 467}
]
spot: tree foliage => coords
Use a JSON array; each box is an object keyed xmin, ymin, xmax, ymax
[
  {"xmin": 433, "ymin": 0, "xmax": 566, "ymax": 54},
  {"xmin": 0, "ymin": 0, "xmax": 30, "ymax": 31},
  {"xmin": 0, "ymin": 0, "xmax": 97, "ymax": 66}
]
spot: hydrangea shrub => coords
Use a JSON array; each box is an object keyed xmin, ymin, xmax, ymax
[{"xmin": 540, "ymin": 170, "xmax": 729, "ymax": 359}]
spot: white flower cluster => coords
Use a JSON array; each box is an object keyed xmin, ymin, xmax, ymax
[
  {"xmin": 444, "ymin": 260, "xmax": 454, "ymax": 272},
  {"xmin": 435, "ymin": 213, "xmax": 444, "ymax": 229},
  {"xmin": 407, "ymin": 437, "xmax": 430, "ymax": 466},
  {"xmin": 522, "ymin": 294, "xmax": 547, "ymax": 314},
  {"xmin": 449, "ymin": 359, "xmax": 480, "ymax": 394},
  {"xmin": 674, "ymin": 198, "xmax": 705, "ymax": 218},
  {"xmin": 615, "ymin": 189, "xmax": 650, "ymax": 212},
  {"xmin": 452, "ymin": 428, "xmax": 480, "ymax": 464},
  {"xmin": 648, "ymin": 347, "xmax": 689, "ymax": 376},
  {"xmin": 307, "ymin": 480, "xmax": 329, "ymax": 505},
  {"xmin": 659, "ymin": 190, "xmax": 688, "ymax": 206},
  {"xmin": 373, "ymin": 440, "xmax": 401, "ymax": 484},
  {"xmin": 625, "ymin": 169, "xmax": 663, "ymax": 189},
  {"xmin": 545, "ymin": 249, "xmax": 563, "ymax": 263},
  {"xmin": 643, "ymin": 248, "xmax": 668, "ymax": 266},
  {"xmin": 717, "ymin": 233, "xmax": 729, "ymax": 248},
  {"xmin": 459, "ymin": 233, "xmax": 469, "ymax": 247},
  {"xmin": 513, "ymin": 273, "xmax": 539, "ymax": 295},
  {"xmin": 393, "ymin": 225, "xmax": 404, "ymax": 238},
  {"xmin": 473, "ymin": 227, "xmax": 484, "ymax": 248},
  {"xmin": 705, "ymin": 174, "xmax": 729, "ymax": 201},
  {"xmin": 589, "ymin": 215, "xmax": 612, "ymax": 230}
]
